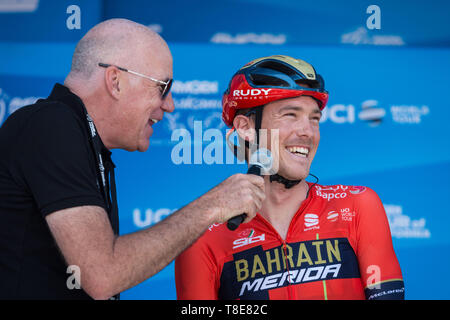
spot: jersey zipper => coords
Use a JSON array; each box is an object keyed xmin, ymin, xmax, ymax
[
  {"xmin": 316, "ymin": 233, "xmax": 328, "ymax": 300},
  {"xmin": 258, "ymin": 183, "xmax": 316, "ymax": 300},
  {"xmin": 281, "ymin": 241, "xmax": 294, "ymax": 300},
  {"xmin": 255, "ymin": 183, "xmax": 315, "ymax": 300},
  {"xmin": 254, "ymin": 215, "xmax": 295, "ymax": 299}
]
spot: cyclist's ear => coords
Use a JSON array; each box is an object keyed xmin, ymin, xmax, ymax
[{"xmin": 233, "ymin": 114, "xmax": 256, "ymax": 145}]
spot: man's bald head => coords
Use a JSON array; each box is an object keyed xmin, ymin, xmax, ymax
[
  {"xmin": 64, "ymin": 19, "xmax": 174, "ymax": 153},
  {"xmin": 68, "ymin": 18, "xmax": 171, "ymax": 80}
]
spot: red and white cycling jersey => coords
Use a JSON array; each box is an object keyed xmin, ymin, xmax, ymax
[{"xmin": 175, "ymin": 183, "xmax": 404, "ymax": 300}]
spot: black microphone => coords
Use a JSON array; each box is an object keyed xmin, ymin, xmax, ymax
[{"xmin": 227, "ymin": 148, "xmax": 273, "ymax": 231}]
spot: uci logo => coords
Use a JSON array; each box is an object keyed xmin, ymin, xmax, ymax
[{"xmin": 233, "ymin": 89, "xmax": 272, "ymax": 97}]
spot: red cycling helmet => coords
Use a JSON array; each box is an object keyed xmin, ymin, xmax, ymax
[{"xmin": 222, "ymin": 55, "xmax": 329, "ymax": 127}]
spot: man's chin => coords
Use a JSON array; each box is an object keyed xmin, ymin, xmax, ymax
[
  {"xmin": 136, "ymin": 139, "xmax": 150, "ymax": 152},
  {"xmin": 137, "ymin": 144, "xmax": 150, "ymax": 152},
  {"xmin": 275, "ymin": 171, "xmax": 309, "ymax": 181}
]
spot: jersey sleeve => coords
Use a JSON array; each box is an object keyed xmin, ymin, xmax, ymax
[
  {"xmin": 175, "ymin": 234, "xmax": 219, "ymax": 300},
  {"xmin": 354, "ymin": 187, "xmax": 405, "ymax": 300},
  {"xmin": 11, "ymin": 104, "xmax": 105, "ymax": 217}
]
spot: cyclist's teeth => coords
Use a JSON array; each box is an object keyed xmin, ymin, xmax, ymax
[{"xmin": 287, "ymin": 147, "xmax": 309, "ymax": 156}]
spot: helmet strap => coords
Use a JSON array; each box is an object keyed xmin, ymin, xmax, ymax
[
  {"xmin": 254, "ymin": 107, "xmax": 263, "ymax": 146},
  {"xmin": 269, "ymin": 174, "xmax": 301, "ymax": 189}
]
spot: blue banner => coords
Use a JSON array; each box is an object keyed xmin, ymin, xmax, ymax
[{"xmin": 0, "ymin": 0, "xmax": 449, "ymax": 300}]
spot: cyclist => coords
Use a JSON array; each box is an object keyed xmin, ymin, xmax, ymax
[{"xmin": 175, "ymin": 55, "xmax": 404, "ymax": 300}]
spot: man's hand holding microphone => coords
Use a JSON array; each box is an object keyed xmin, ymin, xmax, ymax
[{"xmin": 192, "ymin": 148, "xmax": 273, "ymax": 230}]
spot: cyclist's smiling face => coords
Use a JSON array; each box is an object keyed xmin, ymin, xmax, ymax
[{"xmin": 261, "ymin": 95, "xmax": 321, "ymax": 180}]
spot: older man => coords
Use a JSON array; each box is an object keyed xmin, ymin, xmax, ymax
[{"xmin": 0, "ymin": 19, "xmax": 264, "ymax": 300}]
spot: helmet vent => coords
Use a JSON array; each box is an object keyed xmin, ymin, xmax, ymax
[
  {"xmin": 249, "ymin": 74, "xmax": 290, "ymax": 87},
  {"xmin": 256, "ymin": 60, "xmax": 298, "ymax": 77},
  {"xmin": 295, "ymin": 79, "xmax": 319, "ymax": 89}
]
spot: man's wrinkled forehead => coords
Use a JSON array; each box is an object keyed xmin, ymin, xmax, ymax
[
  {"xmin": 276, "ymin": 105, "xmax": 322, "ymax": 116},
  {"xmin": 268, "ymin": 96, "xmax": 322, "ymax": 115},
  {"xmin": 143, "ymin": 41, "xmax": 173, "ymax": 77},
  {"xmin": 113, "ymin": 23, "xmax": 172, "ymax": 77}
]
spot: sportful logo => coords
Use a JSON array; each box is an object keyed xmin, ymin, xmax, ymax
[
  {"xmin": 304, "ymin": 213, "xmax": 319, "ymax": 227},
  {"xmin": 304, "ymin": 213, "xmax": 319, "ymax": 231}
]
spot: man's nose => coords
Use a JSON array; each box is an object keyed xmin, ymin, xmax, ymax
[
  {"xmin": 295, "ymin": 117, "xmax": 314, "ymax": 138},
  {"xmin": 162, "ymin": 92, "xmax": 175, "ymax": 113}
]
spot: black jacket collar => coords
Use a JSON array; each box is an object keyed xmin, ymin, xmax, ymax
[{"xmin": 47, "ymin": 83, "xmax": 111, "ymax": 159}]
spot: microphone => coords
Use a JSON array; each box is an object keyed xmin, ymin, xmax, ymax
[{"xmin": 227, "ymin": 148, "xmax": 273, "ymax": 231}]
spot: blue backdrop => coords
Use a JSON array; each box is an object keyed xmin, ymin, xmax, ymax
[{"xmin": 0, "ymin": 0, "xmax": 449, "ymax": 300}]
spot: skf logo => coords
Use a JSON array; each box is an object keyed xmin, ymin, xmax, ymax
[
  {"xmin": 233, "ymin": 89, "xmax": 272, "ymax": 97},
  {"xmin": 233, "ymin": 232, "xmax": 266, "ymax": 249}
]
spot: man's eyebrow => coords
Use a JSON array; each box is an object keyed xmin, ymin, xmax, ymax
[{"xmin": 278, "ymin": 105, "xmax": 322, "ymax": 115}]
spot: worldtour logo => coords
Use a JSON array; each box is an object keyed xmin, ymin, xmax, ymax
[
  {"xmin": 320, "ymin": 100, "xmax": 429, "ymax": 126},
  {"xmin": 358, "ymin": 100, "xmax": 385, "ymax": 127},
  {"xmin": 320, "ymin": 100, "xmax": 385, "ymax": 125},
  {"xmin": 219, "ymin": 237, "xmax": 360, "ymax": 299}
]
